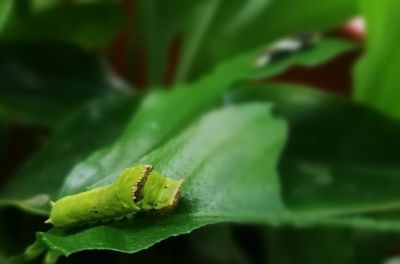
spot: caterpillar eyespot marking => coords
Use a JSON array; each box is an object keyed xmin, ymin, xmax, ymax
[{"xmin": 46, "ymin": 165, "xmax": 183, "ymax": 228}]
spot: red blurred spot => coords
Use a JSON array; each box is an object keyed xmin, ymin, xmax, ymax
[
  {"xmin": 108, "ymin": 31, "xmax": 130, "ymax": 78},
  {"xmin": 131, "ymin": 46, "xmax": 148, "ymax": 88},
  {"xmin": 272, "ymin": 18, "xmax": 364, "ymax": 96},
  {"xmin": 341, "ymin": 17, "xmax": 365, "ymax": 42},
  {"xmin": 272, "ymin": 48, "xmax": 360, "ymax": 96},
  {"xmin": 164, "ymin": 36, "xmax": 182, "ymax": 87}
]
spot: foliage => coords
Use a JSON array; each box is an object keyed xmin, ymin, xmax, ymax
[
  {"xmin": 1, "ymin": 0, "xmax": 400, "ymax": 263},
  {"xmin": 354, "ymin": 0, "xmax": 400, "ymax": 118}
]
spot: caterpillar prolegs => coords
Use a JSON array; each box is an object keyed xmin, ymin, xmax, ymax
[{"xmin": 46, "ymin": 165, "xmax": 183, "ymax": 228}]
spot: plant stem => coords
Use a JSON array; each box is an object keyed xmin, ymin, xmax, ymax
[
  {"xmin": 6, "ymin": 239, "xmax": 47, "ymax": 264},
  {"xmin": 174, "ymin": 0, "xmax": 221, "ymax": 84},
  {"xmin": 43, "ymin": 250, "xmax": 61, "ymax": 264}
]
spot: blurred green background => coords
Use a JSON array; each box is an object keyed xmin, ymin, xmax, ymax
[{"xmin": 1, "ymin": 0, "xmax": 400, "ymax": 263}]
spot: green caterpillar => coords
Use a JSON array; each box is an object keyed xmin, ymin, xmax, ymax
[{"xmin": 46, "ymin": 165, "xmax": 183, "ymax": 228}]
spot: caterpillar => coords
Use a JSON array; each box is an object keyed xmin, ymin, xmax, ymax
[{"xmin": 45, "ymin": 165, "xmax": 183, "ymax": 228}]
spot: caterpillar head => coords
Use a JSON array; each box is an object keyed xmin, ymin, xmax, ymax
[
  {"xmin": 117, "ymin": 165, "xmax": 183, "ymax": 213},
  {"xmin": 138, "ymin": 170, "xmax": 183, "ymax": 213}
]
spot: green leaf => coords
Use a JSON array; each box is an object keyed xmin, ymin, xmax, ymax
[
  {"xmin": 1, "ymin": 3, "xmax": 124, "ymax": 49},
  {"xmin": 35, "ymin": 82, "xmax": 400, "ymax": 257},
  {"xmin": 354, "ymin": 0, "xmax": 400, "ymax": 118},
  {"xmin": 174, "ymin": 0, "xmax": 221, "ymax": 83},
  {"xmin": 0, "ymin": 37, "xmax": 353, "ymax": 212},
  {"xmin": 179, "ymin": 0, "xmax": 357, "ymax": 82},
  {"xmin": 131, "ymin": 0, "xmax": 356, "ymax": 85},
  {"xmin": 39, "ymin": 103, "xmax": 287, "ymax": 256},
  {"xmin": 0, "ymin": 43, "xmax": 128, "ymax": 126},
  {"xmin": 1, "ymin": 38, "xmax": 357, "ymax": 260},
  {"xmin": 31, "ymin": 0, "xmax": 58, "ymax": 11},
  {"xmin": 58, "ymin": 38, "xmax": 351, "ymax": 198},
  {"xmin": 229, "ymin": 83, "xmax": 400, "ymax": 216},
  {"xmin": 250, "ymin": 38, "xmax": 356, "ymax": 80},
  {"xmin": 132, "ymin": 0, "xmax": 200, "ymax": 85},
  {"xmin": 0, "ymin": 0, "xmax": 14, "ymax": 33},
  {"xmin": 0, "ymin": 95, "xmax": 139, "ymax": 214}
]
